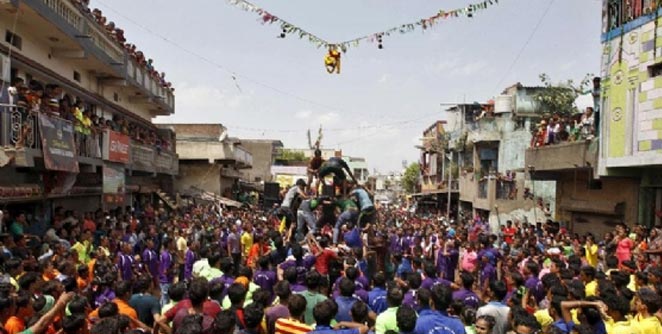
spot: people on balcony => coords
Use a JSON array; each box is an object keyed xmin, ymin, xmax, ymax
[
  {"xmin": 530, "ymin": 107, "xmax": 595, "ymax": 148},
  {"xmin": 71, "ymin": 1, "xmax": 173, "ymax": 92},
  {"xmin": 5, "ymin": 77, "xmax": 172, "ymax": 154}
]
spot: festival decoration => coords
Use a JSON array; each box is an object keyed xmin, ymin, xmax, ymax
[
  {"xmin": 324, "ymin": 47, "xmax": 341, "ymax": 74},
  {"xmin": 226, "ymin": 0, "xmax": 501, "ymax": 51}
]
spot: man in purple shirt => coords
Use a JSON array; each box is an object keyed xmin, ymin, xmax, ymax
[
  {"xmin": 480, "ymin": 255, "xmax": 497, "ymax": 290},
  {"xmin": 283, "ymin": 266, "xmax": 307, "ymax": 293},
  {"xmin": 118, "ymin": 242, "xmax": 134, "ymax": 281},
  {"xmin": 422, "ymin": 262, "xmax": 451, "ymax": 290},
  {"xmin": 266, "ymin": 281, "xmax": 291, "ymax": 334},
  {"xmin": 184, "ymin": 243, "xmax": 196, "ymax": 281},
  {"xmin": 452, "ymin": 272, "xmax": 480, "ymax": 309},
  {"xmin": 159, "ymin": 238, "xmax": 175, "ymax": 306},
  {"xmin": 210, "ymin": 257, "xmax": 235, "ymax": 299},
  {"xmin": 524, "ymin": 261, "xmax": 545, "ymax": 303},
  {"xmin": 402, "ymin": 272, "xmax": 421, "ymax": 310},
  {"xmin": 254, "ymin": 256, "xmax": 276, "ymax": 299},
  {"xmin": 142, "ymin": 238, "xmax": 159, "ymax": 282}
]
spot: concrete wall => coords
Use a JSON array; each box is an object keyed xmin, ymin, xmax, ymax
[
  {"xmin": 175, "ymin": 162, "xmax": 221, "ymax": 196},
  {"xmin": 556, "ymin": 171, "xmax": 639, "ymax": 236},
  {"xmin": 242, "ymin": 140, "xmax": 278, "ymax": 183}
]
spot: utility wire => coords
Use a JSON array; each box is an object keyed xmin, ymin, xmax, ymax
[
  {"xmin": 492, "ymin": 0, "xmax": 555, "ymax": 92},
  {"xmin": 95, "ymin": 0, "xmax": 343, "ymax": 113}
]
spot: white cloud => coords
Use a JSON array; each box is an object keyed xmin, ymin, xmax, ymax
[
  {"xmin": 154, "ymin": 82, "xmax": 249, "ymax": 123},
  {"xmin": 378, "ymin": 73, "xmax": 390, "ymax": 84},
  {"xmin": 295, "ymin": 110, "xmax": 312, "ymax": 119}
]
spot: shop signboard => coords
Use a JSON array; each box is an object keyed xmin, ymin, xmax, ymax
[
  {"xmin": 103, "ymin": 130, "xmax": 130, "ymax": 163},
  {"xmin": 103, "ymin": 163, "xmax": 125, "ymax": 194}
]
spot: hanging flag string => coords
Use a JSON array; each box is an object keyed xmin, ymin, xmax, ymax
[{"xmin": 227, "ymin": 0, "xmax": 500, "ymax": 51}]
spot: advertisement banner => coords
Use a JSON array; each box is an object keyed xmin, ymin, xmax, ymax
[
  {"xmin": 103, "ymin": 130, "xmax": 130, "ymax": 163},
  {"xmin": 103, "ymin": 164, "xmax": 125, "ymax": 194},
  {"xmin": 131, "ymin": 143, "xmax": 155, "ymax": 171},
  {"xmin": 38, "ymin": 113, "xmax": 79, "ymax": 173}
]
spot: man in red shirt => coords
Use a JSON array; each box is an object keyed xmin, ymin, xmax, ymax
[
  {"xmin": 502, "ymin": 220, "xmax": 517, "ymax": 245},
  {"xmin": 309, "ymin": 235, "xmax": 337, "ymax": 276}
]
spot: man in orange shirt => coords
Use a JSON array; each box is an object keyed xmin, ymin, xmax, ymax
[{"xmin": 88, "ymin": 281, "xmax": 138, "ymax": 321}]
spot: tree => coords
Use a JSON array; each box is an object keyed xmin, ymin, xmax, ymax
[
  {"xmin": 534, "ymin": 73, "xmax": 593, "ymax": 116},
  {"xmin": 401, "ymin": 162, "xmax": 420, "ymax": 194}
]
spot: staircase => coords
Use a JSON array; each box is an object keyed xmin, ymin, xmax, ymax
[{"xmin": 156, "ymin": 189, "xmax": 178, "ymax": 210}]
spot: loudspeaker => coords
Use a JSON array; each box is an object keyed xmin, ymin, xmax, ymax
[
  {"xmin": 263, "ymin": 198, "xmax": 280, "ymax": 211},
  {"xmin": 264, "ymin": 182, "xmax": 280, "ymax": 200},
  {"xmin": 321, "ymin": 184, "xmax": 335, "ymax": 197}
]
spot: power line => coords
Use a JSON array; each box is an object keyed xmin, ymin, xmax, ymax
[
  {"xmin": 224, "ymin": 109, "xmax": 443, "ymax": 134},
  {"xmin": 492, "ymin": 0, "xmax": 555, "ymax": 92},
  {"xmin": 94, "ymin": 0, "xmax": 343, "ymax": 113}
]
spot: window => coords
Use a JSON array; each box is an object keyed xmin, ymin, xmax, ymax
[
  {"xmin": 113, "ymin": 92, "xmax": 119, "ymax": 102},
  {"xmin": 649, "ymin": 62, "xmax": 662, "ymax": 78},
  {"xmin": 5, "ymin": 30, "xmax": 21, "ymax": 50},
  {"xmin": 73, "ymin": 71, "xmax": 81, "ymax": 82}
]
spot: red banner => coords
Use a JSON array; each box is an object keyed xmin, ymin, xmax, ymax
[{"xmin": 104, "ymin": 130, "xmax": 130, "ymax": 163}]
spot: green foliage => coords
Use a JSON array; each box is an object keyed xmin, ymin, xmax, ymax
[
  {"xmin": 402, "ymin": 162, "xmax": 420, "ymax": 194},
  {"xmin": 534, "ymin": 73, "xmax": 593, "ymax": 116},
  {"xmin": 277, "ymin": 149, "xmax": 306, "ymax": 161}
]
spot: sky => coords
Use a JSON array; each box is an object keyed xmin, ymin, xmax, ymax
[{"xmin": 91, "ymin": 0, "xmax": 603, "ymax": 173}]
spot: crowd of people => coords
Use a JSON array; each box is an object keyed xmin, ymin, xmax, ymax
[
  {"xmin": 1, "ymin": 156, "xmax": 662, "ymax": 334},
  {"xmin": 71, "ymin": 0, "xmax": 174, "ymax": 92},
  {"xmin": 5, "ymin": 78, "xmax": 172, "ymax": 153}
]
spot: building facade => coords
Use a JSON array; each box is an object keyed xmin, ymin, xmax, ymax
[
  {"xmin": 597, "ymin": 1, "xmax": 662, "ymax": 228},
  {"xmin": 0, "ymin": 0, "xmax": 177, "ymax": 216},
  {"xmin": 446, "ymin": 88, "xmax": 556, "ymax": 231},
  {"xmin": 165, "ymin": 124, "xmax": 252, "ymax": 200},
  {"xmin": 240, "ymin": 139, "xmax": 283, "ymax": 183}
]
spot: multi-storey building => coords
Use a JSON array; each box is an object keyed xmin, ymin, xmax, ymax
[
  {"xmin": 525, "ymin": 1, "xmax": 661, "ymax": 235},
  {"xmin": 445, "ymin": 85, "xmax": 556, "ymax": 230},
  {"xmin": 0, "ymin": 0, "xmax": 177, "ymax": 215},
  {"xmin": 163, "ymin": 124, "xmax": 252, "ymax": 200},
  {"xmin": 414, "ymin": 120, "xmax": 460, "ymax": 214}
]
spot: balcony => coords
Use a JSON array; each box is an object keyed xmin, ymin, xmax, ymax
[
  {"xmin": 525, "ymin": 140, "xmax": 598, "ymax": 179},
  {"xmin": 125, "ymin": 60, "xmax": 175, "ymax": 115},
  {"xmin": 127, "ymin": 140, "xmax": 178, "ymax": 175},
  {"xmin": 233, "ymin": 146, "xmax": 253, "ymax": 169},
  {"xmin": 24, "ymin": 0, "xmax": 124, "ymax": 69}
]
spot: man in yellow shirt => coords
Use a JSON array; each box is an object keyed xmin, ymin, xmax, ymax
[
  {"xmin": 632, "ymin": 288, "xmax": 662, "ymax": 334},
  {"xmin": 580, "ymin": 265, "xmax": 598, "ymax": 297},
  {"xmin": 585, "ymin": 235, "xmax": 599, "ymax": 268},
  {"xmin": 241, "ymin": 222, "xmax": 254, "ymax": 261},
  {"xmin": 71, "ymin": 230, "xmax": 93, "ymax": 264}
]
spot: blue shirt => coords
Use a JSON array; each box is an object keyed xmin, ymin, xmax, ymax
[
  {"xmin": 335, "ymin": 296, "xmax": 359, "ymax": 322},
  {"xmin": 351, "ymin": 188, "xmax": 374, "ymax": 211},
  {"xmin": 309, "ymin": 325, "xmax": 359, "ymax": 334},
  {"xmin": 414, "ymin": 309, "xmax": 465, "ymax": 334},
  {"xmin": 552, "ymin": 319, "xmax": 574, "ymax": 334},
  {"xmin": 368, "ymin": 287, "xmax": 388, "ymax": 314}
]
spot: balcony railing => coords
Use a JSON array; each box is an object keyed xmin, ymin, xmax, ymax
[
  {"xmin": 0, "ymin": 106, "xmax": 38, "ymax": 149},
  {"xmin": 39, "ymin": 0, "xmax": 124, "ymax": 64},
  {"xmin": 234, "ymin": 146, "xmax": 253, "ymax": 167},
  {"xmin": 478, "ymin": 179, "xmax": 488, "ymax": 199},
  {"xmin": 126, "ymin": 60, "xmax": 175, "ymax": 111},
  {"xmin": 496, "ymin": 180, "xmax": 517, "ymax": 200}
]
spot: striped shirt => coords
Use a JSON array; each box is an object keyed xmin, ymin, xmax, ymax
[{"xmin": 274, "ymin": 318, "xmax": 312, "ymax": 334}]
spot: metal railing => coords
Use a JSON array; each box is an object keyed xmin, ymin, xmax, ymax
[
  {"xmin": 496, "ymin": 180, "xmax": 517, "ymax": 200},
  {"xmin": 0, "ymin": 105, "xmax": 38, "ymax": 149},
  {"xmin": 478, "ymin": 179, "xmax": 488, "ymax": 199},
  {"xmin": 41, "ymin": 0, "xmax": 124, "ymax": 63}
]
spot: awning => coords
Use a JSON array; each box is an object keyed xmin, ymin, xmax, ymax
[
  {"xmin": 219, "ymin": 197, "xmax": 243, "ymax": 208},
  {"xmin": 410, "ymin": 190, "xmax": 449, "ymax": 197}
]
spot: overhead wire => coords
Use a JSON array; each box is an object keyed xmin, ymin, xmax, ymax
[
  {"xmin": 94, "ymin": 0, "xmax": 342, "ymax": 113},
  {"xmin": 492, "ymin": 0, "xmax": 555, "ymax": 92}
]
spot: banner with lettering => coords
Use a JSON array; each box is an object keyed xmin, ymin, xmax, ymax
[
  {"xmin": 103, "ymin": 130, "xmax": 130, "ymax": 163},
  {"xmin": 38, "ymin": 113, "xmax": 79, "ymax": 173}
]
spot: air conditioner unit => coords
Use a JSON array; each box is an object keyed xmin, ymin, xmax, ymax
[{"xmin": 0, "ymin": 53, "xmax": 10, "ymax": 83}]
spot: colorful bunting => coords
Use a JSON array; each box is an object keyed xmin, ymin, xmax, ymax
[{"xmin": 227, "ymin": 0, "xmax": 501, "ymax": 51}]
